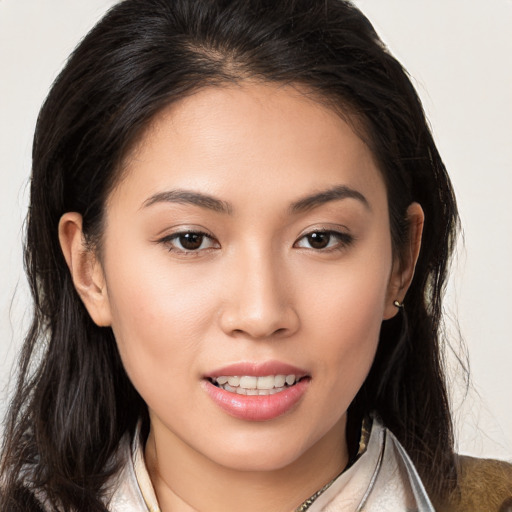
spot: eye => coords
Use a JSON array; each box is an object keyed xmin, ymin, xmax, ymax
[
  {"xmin": 160, "ymin": 231, "xmax": 219, "ymax": 253},
  {"xmin": 294, "ymin": 230, "xmax": 353, "ymax": 251}
]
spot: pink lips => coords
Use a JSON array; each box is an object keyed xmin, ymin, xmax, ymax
[
  {"xmin": 202, "ymin": 361, "xmax": 310, "ymax": 422},
  {"xmin": 204, "ymin": 361, "xmax": 308, "ymax": 379}
]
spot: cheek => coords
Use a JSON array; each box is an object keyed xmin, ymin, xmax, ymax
[
  {"xmin": 298, "ymin": 246, "xmax": 391, "ymax": 395},
  {"xmin": 101, "ymin": 243, "xmax": 218, "ymax": 392}
]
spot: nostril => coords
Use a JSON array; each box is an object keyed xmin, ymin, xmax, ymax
[{"xmin": 218, "ymin": 300, "xmax": 300, "ymax": 339}]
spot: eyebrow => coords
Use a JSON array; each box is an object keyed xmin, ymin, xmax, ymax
[
  {"xmin": 142, "ymin": 184, "xmax": 369, "ymax": 215},
  {"xmin": 290, "ymin": 185, "xmax": 370, "ymax": 213},
  {"xmin": 142, "ymin": 189, "xmax": 232, "ymax": 214}
]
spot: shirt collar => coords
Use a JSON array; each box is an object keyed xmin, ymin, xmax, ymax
[{"xmin": 129, "ymin": 416, "xmax": 373, "ymax": 512}]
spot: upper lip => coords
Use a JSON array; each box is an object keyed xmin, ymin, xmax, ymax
[{"xmin": 204, "ymin": 361, "xmax": 309, "ymax": 379}]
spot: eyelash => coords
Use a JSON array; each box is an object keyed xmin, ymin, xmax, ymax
[
  {"xmin": 158, "ymin": 229, "xmax": 354, "ymax": 255},
  {"xmin": 159, "ymin": 230, "xmax": 218, "ymax": 255},
  {"xmin": 293, "ymin": 229, "xmax": 354, "ymax": 252}
]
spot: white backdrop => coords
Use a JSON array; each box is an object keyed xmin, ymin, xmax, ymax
[{"xmin": 1, "ymin": 0, "xmax": 511, "ymax": 460}]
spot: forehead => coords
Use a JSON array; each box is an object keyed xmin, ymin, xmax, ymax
[{"xmin": 112, "ymin": 82, "xmax": 386, "ymax": 213}]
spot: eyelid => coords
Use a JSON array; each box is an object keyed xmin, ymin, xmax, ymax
[
  {"xmin": 157, "ymin": 228, "xmax": 220, "ymax": 255},
  {"xmin": 293, "ymin": 227, "xmax": 354, "ymax": 251},
  {"xmin": 155, "ymin": 224, "xmax": 354, "ymax": 254}
]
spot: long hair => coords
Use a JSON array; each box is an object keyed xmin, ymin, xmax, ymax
[{"xmin": 1, "ymin": 0, "xmax": 460, "ymax": 509}]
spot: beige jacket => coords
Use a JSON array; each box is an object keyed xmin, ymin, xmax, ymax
[{"xmin": 437, "ymin": 455, "xmax": 512, "ymax": 512}]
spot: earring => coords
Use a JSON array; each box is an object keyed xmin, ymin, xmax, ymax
[{"xmin": 393, "ymin": 299, "xmax": 404, "ymax": 309}]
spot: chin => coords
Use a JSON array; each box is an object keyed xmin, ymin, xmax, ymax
[
  {"xmin": 200, "ymin": 425, "xmax": 327, "ymax": 473},
  {"xmin": 214, "ymin": 446, "xmax": 307, "ymax": 473}
]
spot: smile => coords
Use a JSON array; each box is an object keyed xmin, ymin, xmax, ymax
[{"xmin": 209, "ymin": 374, "xmax": 303, "ymax": 395}]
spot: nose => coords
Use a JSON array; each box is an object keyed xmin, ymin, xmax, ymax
[{"xmin": 218, "ymin": 249, "xmax": 300, "ymax": 340}]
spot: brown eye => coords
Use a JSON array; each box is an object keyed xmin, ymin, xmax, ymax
[
  {"xmin": 178, "ymin": 233, "xmax": 204, "ymax": 250},
  {"xmin": 295, "ymin": 230, "xmax": 354, "ymax": 251},
  {"xmin": 306, "ymin": 232, "xmax": 331, "ymax": 249},
  {"xmin": 161, "ymin": 231, "xmax": 218, "ymax": 253}
]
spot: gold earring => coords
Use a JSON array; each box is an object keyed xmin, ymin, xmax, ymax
[{"xmin": 393, "ymin": 299, "xmax": 404, "ymax": 309}]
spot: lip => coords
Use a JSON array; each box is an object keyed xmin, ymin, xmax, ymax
[
  {"xmin": 202, "ymin": 361, "xmax": 310, "ymax": 422},
  {"xmin": 202, "ymin": 378, "xmax": 309, "ymax": 421},
  {"xmin": 204, "ymin": 361, "xmax": 309, "ymax": 379}
]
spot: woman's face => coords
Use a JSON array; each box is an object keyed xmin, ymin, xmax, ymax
[{"xmin": 76, "ymin": 83, "xmax": 410, "ymax": 471}]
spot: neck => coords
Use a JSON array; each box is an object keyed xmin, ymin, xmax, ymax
[{"xmin": 144, "ymin": 416, "xmax": 348, "ymax": 512}]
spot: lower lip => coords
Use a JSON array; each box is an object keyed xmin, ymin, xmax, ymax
[{"xmin": 203, "ymin": 379, "xmax": 310, "ymax": 422}]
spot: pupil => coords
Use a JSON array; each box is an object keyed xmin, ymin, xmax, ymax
[
  {"xmin": 308, "ymin": 232, "xmax": 330, "ymax": 249},
  {"xmin": 180, "ymin": 233, "xmax": 203, "ymax": 250}
]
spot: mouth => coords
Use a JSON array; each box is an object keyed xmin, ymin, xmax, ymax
[
  {"xmin": 203, "ymin": 362, "xmax": 311, "ymax": 421},
  {"xmin": 207, "ymin": 374, "xmax": 308, "ymax": 396}
]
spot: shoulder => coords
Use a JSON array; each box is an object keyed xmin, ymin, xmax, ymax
[{"xmin": 436, "ymin": 455, "xmax": 512, "ymax": 512}]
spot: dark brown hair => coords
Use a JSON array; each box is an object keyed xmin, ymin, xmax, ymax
[{"xmin": 1, "ymin": 1, "xmax": 459, "ymax": 510}]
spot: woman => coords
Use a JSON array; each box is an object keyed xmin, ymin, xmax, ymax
[{"xmin": 1, "ymin": 0, "xmax": 511, "ymax": 511}]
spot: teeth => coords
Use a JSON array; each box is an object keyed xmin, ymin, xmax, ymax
[
  {"xmin": 255, "ymin": 375, "xmax": 274, "ymax": 390},
  {"xmin": 228, "ymin": 376, "xmax": 240, "ymax": 386},
  {"xmin": 212, "ymin": 374, "xmax": 302, "ymax": 394},
  {"xmin": 274, "ymin": 375, "xmax": 286, "ymax": 387},
  {"xmin": 239, "ymin": 376, "xmax": 257, "ymax": 389}
]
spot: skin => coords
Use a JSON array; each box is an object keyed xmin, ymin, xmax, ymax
[{"xmin": 59, "ymin": 83, "xmax": 423, "ymax": 512}]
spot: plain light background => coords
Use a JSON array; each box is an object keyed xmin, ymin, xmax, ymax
[{"xmin": 1, "ymin": 1, "xmax": 511, "ymax": 460}]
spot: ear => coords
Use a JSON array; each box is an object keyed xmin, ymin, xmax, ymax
[
  {"xmin": 58, "ymin": 212, "xmax": 112, "ymax": 327},
  {"xmin": 383, "ymin": 202, "xmax": 424, "ymax": 320}
]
